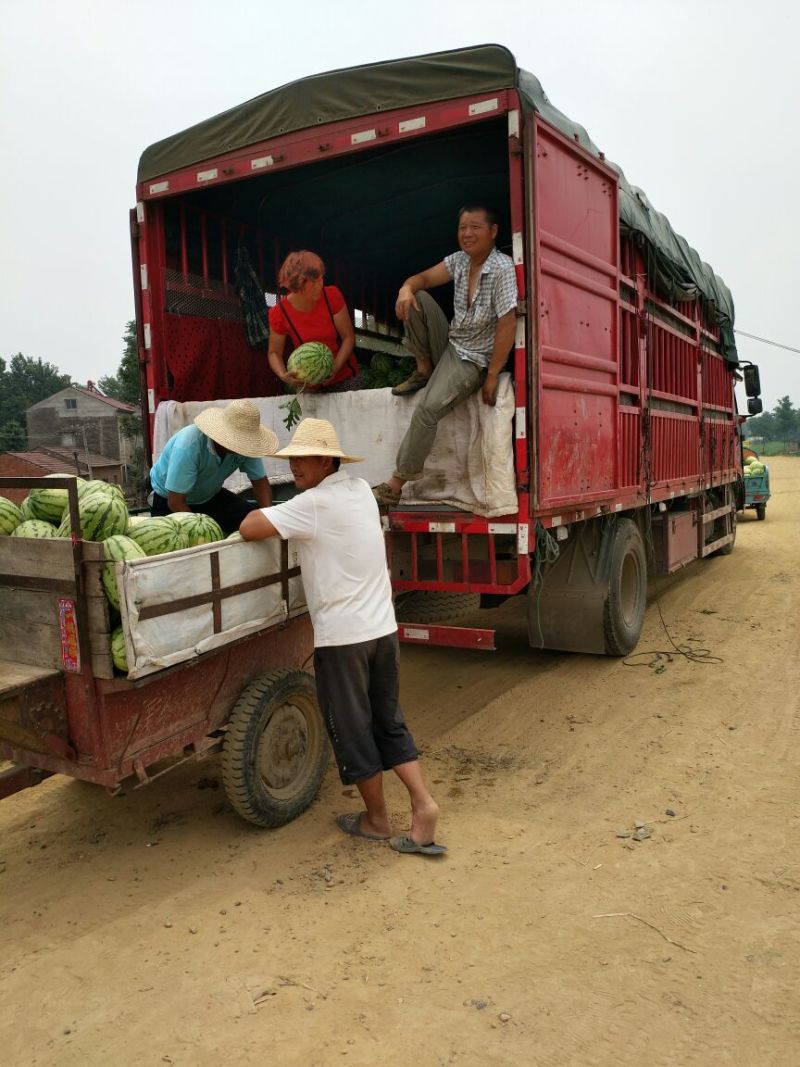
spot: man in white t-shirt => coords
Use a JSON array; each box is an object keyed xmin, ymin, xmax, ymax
[{"xmin": 240, "ymin": 418, "xmax": 446, "ymax": 856}]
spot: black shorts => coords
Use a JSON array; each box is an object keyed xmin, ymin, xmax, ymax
[
  {"xmin": 314, "ymin": 633, "xmax": 418, "ymax": 785},
  {"xmin": 151, "ymin": 487, "xmax": 258, "ymax": 536}
]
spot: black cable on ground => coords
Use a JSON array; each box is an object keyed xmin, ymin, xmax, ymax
[{"xmin": 623, "ymin": 600, "xmax": 723, "ymax": 670}]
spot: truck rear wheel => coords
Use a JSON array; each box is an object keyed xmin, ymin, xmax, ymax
[
  {"xmin": 603, "ymin": 519, "xmax": 647, "ymax": 656},
  {"xmin": 756, "ymin": 503, "xmax": 766, "ymax": 521},
  {"xmin": 222, "ymin": 669, "xmax": 330, "ymax": 828}
]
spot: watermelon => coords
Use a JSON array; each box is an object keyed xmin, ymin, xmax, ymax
[
  {"xmin": 57, "ymin": 490, "xmax": 129, "ymax": 541},
  {"xmin": 0, "ymin": 496, "xmax": 24, "ymax": 536},
  {"xmin": 12, "ymin": 519, "xmax": 58, "ymax": 539},
  {"xmin": 110, "ymin": 625, "xmax": 128, "ymax": 673},
  {"xmin": 168, "ymin": 512, "xmax": 224, "ymax": 546},
  {"xmin": 27, "ymin": 474, "xmax": 83, "ymax": 524},
  {"xmin": 18, "ymin": 496, "xmax": 37, "ymax": 522},
  {"xmin": 102, "ymin": 534, "xmax": 146, "ymax": 611},
  {"xmin": 226, "ymin": 531, "xmax": 243, "ymax": 542},
  {"xmin": 287, "ymin": 341, "xmax": 334, "ymax": 385},
  {"xmin": 127, "ymin": 516, "xmax": 189, "ymax": 556}
]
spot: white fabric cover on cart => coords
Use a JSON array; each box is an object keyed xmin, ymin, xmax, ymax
[{"xmin": 116, "ymin": 538, "xmax": 306, "ymax": 680}]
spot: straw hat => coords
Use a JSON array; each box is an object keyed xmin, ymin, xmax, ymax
[
  {"xmin": 273, "ymin": 418, "xmax": 362, "ymax": 463},
  {"xmin": 194, "ymin": 400, "xmax": 278, "ymax": 457}
]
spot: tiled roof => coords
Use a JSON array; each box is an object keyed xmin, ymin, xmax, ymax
[
  {"xmin": 6, "ymin": 449, "xmax": 122, "ymax": 473},
  {"xmin": 74, "ymin": 387, "xmax": 138, "ymax": 413}
]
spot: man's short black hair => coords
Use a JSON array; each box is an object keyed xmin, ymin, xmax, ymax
[{"xmin": 457, "ymin": 204, "xmax": 499, "ymax": 228}]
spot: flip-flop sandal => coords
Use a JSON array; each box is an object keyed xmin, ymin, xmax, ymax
[
  {"xmin": 335, "ymin": 812, "xmax": 389, "ymax": 841},
  {"xmin": 389, "ymin": 834, "xmax": 448, "ymax": 856},
  {"xmin": 372, "ymin": 482, "xmax": 402, "ymax": 506}
]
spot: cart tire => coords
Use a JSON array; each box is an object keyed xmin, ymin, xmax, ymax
[
  {"xmin": 603, "ymin": 519, "xmax": 647, "ymax": 656},
  {"xmin": 756, "ymin": 504, "xmax": 766, "ymax": 521},
  {"xmin": 394, "ymin": 591, "xmax": 480, "ymax": 623},
  {"xmin": 222, "ymin": 669, "xmax": 329, "ymax": 828}
]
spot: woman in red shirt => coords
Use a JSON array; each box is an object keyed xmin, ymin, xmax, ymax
[{"xmin": 268, "ymin": 251, "xmax": 359, "ymax": 390}]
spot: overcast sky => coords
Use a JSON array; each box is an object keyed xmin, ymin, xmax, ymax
[{"xmin": 2, "ymin": 0, "xmax": 797, "ymax": 411}]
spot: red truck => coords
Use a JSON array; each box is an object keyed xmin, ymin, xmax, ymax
[{"xmin": 132, "ymin": 44, "xmax": 762, "ymax": 657}]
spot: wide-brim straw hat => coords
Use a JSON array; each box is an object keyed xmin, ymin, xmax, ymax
[
  {"xmin": 273, "ymin": 418, "xmax": 362, "ymax": 463},
  {"xmin": 194, "ymin": 399, "xmax": 278, "ymax": 457}
]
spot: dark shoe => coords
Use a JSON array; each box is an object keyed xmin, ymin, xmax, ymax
[{"xmin": 391, "ymin": 370, "xmax": 430, "ymax": 396}]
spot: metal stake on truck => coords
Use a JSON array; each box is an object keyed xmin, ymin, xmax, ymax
[{"xmin": 132, "ymin": 43, "xmax": 761, "ymax": 658}]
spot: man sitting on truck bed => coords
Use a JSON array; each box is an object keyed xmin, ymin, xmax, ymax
[{"xmin": 372, "ymin": 204, "xmax": 518, "ymax": 507}]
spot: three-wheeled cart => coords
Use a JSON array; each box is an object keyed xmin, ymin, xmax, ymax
[
  {"xmin": 741, "ymin": 448, "xmax": 771, "ymax": 521},
  {"xmin": 0, "ymin": 477, "xmax": 329, "ymax": 826}
]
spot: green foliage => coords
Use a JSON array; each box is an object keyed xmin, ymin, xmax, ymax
[
  {"xmin": 0, "ymin": 418, "xmax": 26, "ymax": 451},
  {"xmin": 98, "ymin": 322, "xmax": 141, "ymax": 405},
  {"xmin": 747, "ymin": 395, "xmax": 799, "ymax": 449},
  {"xmin": 0, "ymin": 353, "xmax": 72, "ymax": 431}
]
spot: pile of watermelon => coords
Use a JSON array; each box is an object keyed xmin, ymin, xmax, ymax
[
  {"xmin": 1, "ymin": 476, "xmax": 228, "ymax": 676},
  {"xmin": 744, "ymin": 455, "xmax": 766, "ymax": 477},
  {"xmin": 359, "ymin": 352, "xmax": 416, "ymax": 390}
]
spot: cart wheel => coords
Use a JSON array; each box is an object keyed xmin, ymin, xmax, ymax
[
  {"xmin": 222, "ymin": 669, "xmax": 330, "ymax": 828},
  {"xmin": 603, "ymin": 519, "xmax": 647, "ymax": 656},
  {"xmin": 755, "ymin": 504, "xmax": 766, "ymax": 521}
]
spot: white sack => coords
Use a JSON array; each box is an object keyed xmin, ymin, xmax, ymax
[{"xmin": 152, "ymin": 373, "xmax": 517, "ymax": 518}]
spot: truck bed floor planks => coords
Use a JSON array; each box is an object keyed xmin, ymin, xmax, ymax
[{"xmin": 132, "ymin": 45, "xmax": 763, "ymax": 658}]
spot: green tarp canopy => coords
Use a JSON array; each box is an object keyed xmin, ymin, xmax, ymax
[{"xmin": 139, "ymin": 44, "xmax": 736, "ymax": 360}]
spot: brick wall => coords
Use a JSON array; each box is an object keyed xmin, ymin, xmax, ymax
[{"xmin": 0, "ymin": 455, "xmax": 49, "ymax": 503}]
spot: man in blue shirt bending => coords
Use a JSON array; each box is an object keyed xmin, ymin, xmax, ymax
[{"xmin": 149, "ymin": 399, "xmax": 277, "ymax": 534}]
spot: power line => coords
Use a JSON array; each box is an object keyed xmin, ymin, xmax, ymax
[{"xmin": 734, "ymin": 330, "xmax": 800, "ymax": 355}]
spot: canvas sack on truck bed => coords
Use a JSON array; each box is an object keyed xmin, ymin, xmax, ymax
[
  {"xmin": 115, "ymin": 538, "xmax": 306, "ymax": 680},
  {"xmin": 152, "ymin": 374, "xmax": 517, "ymax": 518}
]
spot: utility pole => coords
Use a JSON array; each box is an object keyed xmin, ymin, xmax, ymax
[{"xmin": 80, "ymin": 425, "xmax": 93, "ymax": 478}]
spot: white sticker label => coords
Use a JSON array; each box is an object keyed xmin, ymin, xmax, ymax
[
  {"xmin": 469, "ymin": 98, "xmax": 499, "ymax": 116},
  {"xmin": 147, "ymin": 388, "xmax": 155, "ymax": 414},
  {"xmin": 399, "ymin": 116, "xmax": 426, "ymax": 133},
  {"xmin": 136, "ymin": 202, "xmax": 145, "ymax": 224},
  {"xmin": 351, "ymin": 129, "xmax": 377, "ymax": 144},
  {"xmin": 197, "ymin": 168, "xmax": 218, "ymax": 183},
  {"xmin": 402, "ymin": 627, "xmax": 430, "ymax": 641},
  {"xmin": 488, "ymin": 523, "xmax": 516, "ymax": 534},
  {"xmin": 251, "ymin": 156, "xmax": 275, "ymax": 170},
  {"xmin": 515, "ymin": 318, "xmax": 526, "ymax": 348},
  {"xmin": 428, "ymin": 522, "xmax": 456, "ymax": 533},
  {"xmin": 515, "ymin": 407, "xmax": 526, "ymax": 439},
  {"xmin": 139, "ymin": 263, "xmax": 148, "ymax": 291},
  {"xmin": 143, "ymin": 323, "xmax": 152, "ymax": 349},
  {"xmin": 518, "ymin": 524, "xmax": 529, "ymax": 554},
  {"xmin": 149, "ymin": 181, "xmax": 169, "ymax": 195},
  {"xmin": 508, "ymin": 109, "xmax": 520, "ymax": 138},
  {"xmin": 512, "ymin": 231, "xmax": 524, "ymax": 265}
]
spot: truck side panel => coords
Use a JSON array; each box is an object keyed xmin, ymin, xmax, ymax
[{"xmin": 532, "ymin": 119, "xmax": 619, "ymax": 509}]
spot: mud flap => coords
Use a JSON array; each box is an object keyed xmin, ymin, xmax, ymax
[{"xmin": 527, "ymin": 520, "xmax": 612, "ymax": 655}]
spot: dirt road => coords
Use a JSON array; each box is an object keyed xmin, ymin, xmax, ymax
[{"xmin": 1, "ymin": 457, "xmax": 798, "ymax": 1066}]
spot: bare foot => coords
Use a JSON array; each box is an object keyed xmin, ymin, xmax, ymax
[{"xmin": 410, "ymin": 798, "xmax": 440, "ymax": 845}]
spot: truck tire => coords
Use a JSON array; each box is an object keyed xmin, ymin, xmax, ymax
[
  {"xmin": 222, "ymin": 669, "xmax": 330, "ymax": 828},
  {"xmin": 603, "ymin": 519, "xmax": 647, "ymax": 656},
  {"xmin": 756, "ymin": 503, "xmax": 766, "ymax": 521},
  {"xmin": 394, "ymin": 591, "xmax": 480, "ymax": 623}
]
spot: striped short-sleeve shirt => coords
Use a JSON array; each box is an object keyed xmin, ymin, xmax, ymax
[{"xmin": 443, "ymin": 247, "xmax": 518, "ymax": 367}]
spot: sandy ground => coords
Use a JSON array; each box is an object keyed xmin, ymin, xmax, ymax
[{"xmin": 1, "ymin": 457, "xmax": 798, "ymax": 1067}]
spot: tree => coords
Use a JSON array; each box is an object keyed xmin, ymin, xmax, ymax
[
  {"xmin": 772, "ymin": 395, "xmax": 799, "ymax": 447},
  {"xmin": 0, "ymin": 418, "xmax": 26, "ymax": 451},
  {"xmin": 0, "ymin": 353, "xmax": 72, "ymax": 429},
  {"xmin": 99, "ymin": 322, "xmax": 141, "ymax": 405},
  {"xmin": 745, "ymin": 410, "xmax": 777, "ymax": 441}
]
